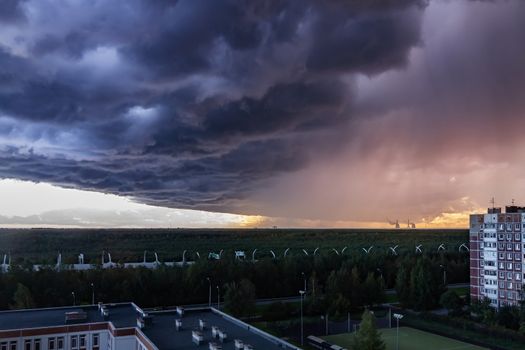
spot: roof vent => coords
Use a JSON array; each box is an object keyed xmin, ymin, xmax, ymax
[{"xmin": 65, "ymin": 311, "xmax": 87, "ymax": 324}]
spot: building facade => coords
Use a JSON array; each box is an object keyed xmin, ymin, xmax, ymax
[
  {"xmin": 470, "ymin": 206, "xmax": 525, "ymax": 307},
  {"xmin": 0, "ymin": 303, "xmax": 300, "ymax": 350}
]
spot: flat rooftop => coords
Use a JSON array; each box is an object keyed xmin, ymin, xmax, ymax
[
  {"xmin": 0, "ymin": 303, "xmax": 139, "ymax": 331},
  {"xmin": 0, "ymin": 304, "xmax": 299, "ymax": 350},
  {"xmin": 143, "ymin": 309, "xmax": 288, "ymax": 350}
]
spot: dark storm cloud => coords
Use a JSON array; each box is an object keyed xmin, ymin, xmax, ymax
[
  {"xmin": 306, "ymin": 11, "xmax": 422, "ymax": 74},
  {"xmin": 0, "ymin": 0, "xmax": 27, "ymax": 23},
  {"xmin": 0, "ymin": 0, "xmax": 427, "ymax": 213}
]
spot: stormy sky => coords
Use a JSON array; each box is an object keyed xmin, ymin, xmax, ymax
[{"xmin": 1, "ymin": 0, "xmax": 525, "ymax": 228}]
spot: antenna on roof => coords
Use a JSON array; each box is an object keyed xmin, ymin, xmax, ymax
[
  {"xmin": 512, "ymin": 198, "xmax": 515, "ymax": 205},
  {"xmin": 490, "ymin": 197, "xmax": 495, "ymax": 209}
]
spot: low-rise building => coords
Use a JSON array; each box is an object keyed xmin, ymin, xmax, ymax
[{"xmin": 0, "ymin": 303, "xmax": 300, "ymax": 350}]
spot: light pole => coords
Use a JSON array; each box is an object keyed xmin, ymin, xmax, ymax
[
  {"xmin": 439, "ymin": 264, "xmax": 447, "ymax": 286},
  {"xmin": 376, "ymin": 268, "xmax": 383, "ymax": 281},
  {"xmin": 299, "ymin": 290, "xmax": 305, "ymax": 346},
  {"xmin": 301, "ymin": 272, "xmax": 307, "ymax": 292},
  {"xmin": 216, "ymin": 285, "xmax": 220, "ymax": 310},
  {"xmin": 206, "ymin": 277, "xmax": 211, "ymax": 307},
  {"xmin": 394, "ymin": 313, "xmax": 403, "ymax": 350},
  {"xmin": 90, "ymin": 283, "xmax": 94, "ymax": 305},
  {"xmin": 71, "ymin": 292, "xmax": 76, "ymax": 306}
]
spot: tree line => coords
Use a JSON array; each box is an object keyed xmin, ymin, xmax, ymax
[{"xmin": 0, "ymin": 252, "xmax": 468, "ymax": 313}]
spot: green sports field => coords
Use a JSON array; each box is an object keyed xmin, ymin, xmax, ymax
[{"xmin": 323, "ymin": 326, "xmax": 488, "ymax": 350}]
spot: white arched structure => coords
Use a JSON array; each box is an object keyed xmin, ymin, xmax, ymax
[
  {"xmin": 459, "ymin": 243, "xmax": 470, "ymax": 252},
  {"xmin": 235, "ymin": 251, "xmax": 246, "ymax": 260},
  {"xmin": 362, "ymin": 246, "xmax": 373, "ymax": 254},
  {"xmin": 55, "ymin": 253, "xmax": 62, "ymax": 271},
  {"xmin": 389, "ymin": 245, "xmax": 399, "ymax": 256},
  {"xmin": 0, "ymin": 254, "xmax": 10, "ymax": 273},
  {"xmin": 102, "ymin": 251, "xmax": 117, "ymax": 269}
]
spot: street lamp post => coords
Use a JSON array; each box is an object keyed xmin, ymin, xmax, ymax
[
  {"xmin": 206, "ymin": 277, "xmax": 211, "ymax": 307},
  {"xmin": 376, "ymin": 268, "xmax": 383, "ymax": 280},
  {"xmin": 439, "ymin": 264, "xmax": 447, "ymax": 286},
  {"xmin": 71, "ymin": 292, "xmax": 76, "ymax": 306},
  {"xmin": 216, "ymin": 286, "xmax": 220, "ymax": 310},
  {"xmin": 90, "ymin": 283, "xmax": 94, "ymax": 305},
  {"xmin": 301, "ymin": 272, "xmax": 306, "ymax": 292},
  {"xmin": 299, "ymin": 290, "xmax": 305, "ymax": 346},
  {"xmin": 393, "ymin": 313, "xmax": 404, "ymax": 350}
]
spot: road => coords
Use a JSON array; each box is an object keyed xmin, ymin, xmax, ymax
[{"xmin": 144, "ymin": 283, "xmax": 469, "ymax": 311}]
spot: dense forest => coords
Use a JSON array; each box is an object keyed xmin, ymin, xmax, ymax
[
  {"xmin": 0, "ymin": 228, "xmax": 468, "ymax": 263},
  {"xmin": 0, "ymin": 252, "xmax": 468, "ymax": 312}
]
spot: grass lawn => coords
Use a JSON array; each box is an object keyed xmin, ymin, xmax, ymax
[
  {"xmin": 323, "ymin": 327, "xmax": 488, "ymax": 350},
  {"xmin": 449, "ymin": 286, "xmax": 469, "ymax": 297}
]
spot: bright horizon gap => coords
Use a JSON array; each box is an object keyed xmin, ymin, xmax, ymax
[{"xmin": 0, "ymin": 179, "xmax": 470, "ymax": 229}]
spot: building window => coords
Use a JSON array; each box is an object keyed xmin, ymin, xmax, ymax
[
  {"xmin": 507, "ymin": 272, "xmax": 513, "ymax": 279},
  {"xmin": 71, "ymin": 336, "xmax": 78, "ymax": 350},
  {"xmin": 1, "ymin": 342, "xmax": 7, "ymax": 350},
  {"xmin": 9, "ymin": 342, "xmax": 16, "ymax": 350},
  {"xmin": 515, "ymin": 263, "xmax": 521, "ymax": 271},
  {"xmin": 57, "ymin": 338, "xmax": 64, "ymax": 350},
  {"xmin": 516, "ymin": 273, "xmax": 521, "ymax": 281},
  {"xmin": 49, "ymin": 339, "xmax": 55, "ymax": 350},
  {"xmin": 24, "ymin": 341, "xmax": 30, "ymax": 350},
  {"xmin": 515, "ymin": 253, "xmax": 521, "ymax": 261},
  {"xmin": 516, "ymin": 233, "xmax": 521, "ymax": 240},
  {"xmin": 92, "ymin": 335, "xmax": 99, "ymax": 348},
  {"xmin": 79, "ymin": 336, "xmax": 86, "ymax": 350},
  {"xmin": 34, "ymin": 340, "xmax": 40, "ymax": 350}
]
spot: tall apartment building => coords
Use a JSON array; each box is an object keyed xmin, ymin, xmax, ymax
[{"xmin": 470, "ymin": 206, "xmax": 525, "ymax": 308}]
